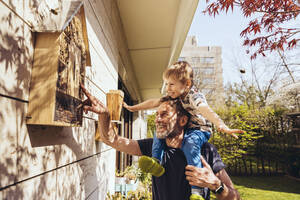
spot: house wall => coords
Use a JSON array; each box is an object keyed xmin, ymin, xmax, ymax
[{"xmin": 0, "ymin": 0, "xmax": 145, "ymax": 199}]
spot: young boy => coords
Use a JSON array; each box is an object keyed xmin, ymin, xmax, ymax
[{"xmin": 124, "ymin": 61, "xmax": 243, "ymax": 200}]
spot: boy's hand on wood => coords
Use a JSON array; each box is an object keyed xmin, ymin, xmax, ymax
[{"xmin": 123, "ymin": 102, "xmax": 134, "ymax": 112}]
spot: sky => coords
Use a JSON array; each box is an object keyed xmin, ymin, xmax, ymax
[{"xmin": 187, "ymin": 1, "xmax": 253, "ymax": 84}]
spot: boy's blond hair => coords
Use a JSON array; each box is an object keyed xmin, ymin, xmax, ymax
[{"xmin": 163, "ymin": 61, "xmax": 193, "ymax": 85}]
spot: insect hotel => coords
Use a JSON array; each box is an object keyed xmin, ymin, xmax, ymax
[{"xmin": 26, "ymin": 5, "xmax": 91, "ymax": 127}]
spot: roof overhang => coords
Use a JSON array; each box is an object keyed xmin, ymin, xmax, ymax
[{"xmin": 117, "ymin": 0, "xmax": 198, "ymax": 100}]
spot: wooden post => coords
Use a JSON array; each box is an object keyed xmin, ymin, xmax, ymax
[{"xmin": 95, "ymin": 90, "xmax": 124, "ymax": 141}]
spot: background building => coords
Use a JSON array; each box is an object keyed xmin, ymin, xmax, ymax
[{"xmin": 179, "ymin": 36, "xmax": 225, "ymax": 106}]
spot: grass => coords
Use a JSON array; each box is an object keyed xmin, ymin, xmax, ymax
[{"xmin": 229, "ymin": 175, "xmax": 300, "ymax": 200}]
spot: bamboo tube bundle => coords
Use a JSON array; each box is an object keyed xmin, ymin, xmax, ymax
[
  {"xmin": 95, "ymin": 90, "xmax": 124, "ymax": 142},
  {"xmin": 106, "ymin": 90, "xmax": 124, "ymax": 121}
]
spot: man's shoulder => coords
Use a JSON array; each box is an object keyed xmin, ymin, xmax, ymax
[
  {"xmin": 137, "ymin": 138, "xmax": 153, "ymax": 157},
  {"xmin": 138, "ymin": 138, "xmax": 153, "ymax": 143},
  {"xmin": 202, "ymin": 142, "xmax": 217, "ymax": 153},
  {"xmin": 202, "ymin": 142, "xmax": 226, "ymax": 173},
  {"xmin": 201, "ymin": 143, "xmax": 217, "ymax": 161}
]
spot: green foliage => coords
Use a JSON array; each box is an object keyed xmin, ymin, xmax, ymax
[
  {"xmin": 127, "ymin": 190, "xmax": 152, "ymax": 200},
  {"xmin": 211, "ymin": 103, "xmax": 267, "ymax": 167},
  {"xmin": 147, "ymin": 113, "xmax": 156, "ymax": 138},
  {"xmin": 116, "ymin": 165, "xmax": 152, "ymax": 184},
  {"xmin": 109, "ymin": 164, "xmax": 152, "ymax": 200},
  {"xmin": 211, "ymin": 81, "xmax": 299, "ymax": 176},
  {"xmin": 106, "ymin": 191, "xmax": 152, "ymax": 200}
]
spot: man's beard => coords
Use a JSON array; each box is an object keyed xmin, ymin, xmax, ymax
[{"xmin": 156, "ymin": 119, "xmax": 182, "ymax": 139}]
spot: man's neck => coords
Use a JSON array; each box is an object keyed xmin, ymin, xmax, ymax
[{"xmin": 165, "ymin": 130, "xmax": 184, "ymax": 148}]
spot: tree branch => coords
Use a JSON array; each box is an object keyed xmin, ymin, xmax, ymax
[{"xmin": 277, "ymin": 50, "xmax": 296, "ymax": 83}]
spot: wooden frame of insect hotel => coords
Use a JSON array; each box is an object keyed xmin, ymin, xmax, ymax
[{"xmin": 26, "ymin": 4, "xmax": 91, "ymax": 127}]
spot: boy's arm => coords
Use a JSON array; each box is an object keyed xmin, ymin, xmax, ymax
[
  {"xmin": 196, "ymin": 103, "xmax": 243, "ymax": 138},
  {"xmin": 123, "ymin": 98, "xmax": 161, "ymax": 112}
]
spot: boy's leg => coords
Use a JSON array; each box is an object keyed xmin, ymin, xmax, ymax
[
  {"xmin": 181, "ymin": 130, "xmax": 211, "ymax": 200},
  {"xmin": 152, "ymin": 136, "xmax": 165, "ymax": 162},
  {"xmin": 138, "ymin": 136, "xmax": 165, "ymax": 177}
]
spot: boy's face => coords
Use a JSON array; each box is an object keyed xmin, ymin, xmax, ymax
[{"xmin": 165, "ymin": 76, "xmax": 187, "ymax": 99}]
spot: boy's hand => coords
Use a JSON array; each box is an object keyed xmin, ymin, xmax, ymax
[
  {"xmin": 218, "ymin": 127, "xmax": 244, "ymax": 139},
  {"xmin": 123, "ymin": 102, "xmax": 134, "ymax": 112}
]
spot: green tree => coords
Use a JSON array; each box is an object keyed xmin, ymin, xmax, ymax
[
  {"xmin": 211, "ymin": 81, "xmax": 294, "ymax": 175},
  {"xmin": 147, "ymin": 113, "xmax": 156, "ymax": 138}
]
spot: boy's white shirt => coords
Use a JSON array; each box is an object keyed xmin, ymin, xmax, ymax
[{"xmin": 179, "ymin": 86, "xmax": 228, "ymax": 131}]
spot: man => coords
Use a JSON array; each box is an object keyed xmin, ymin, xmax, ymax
[{"xmin": 81, "ymin": 86, "xmax": 240, "ymax": 200}]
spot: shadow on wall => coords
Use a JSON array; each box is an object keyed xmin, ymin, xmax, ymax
[
  {"xmin": 0, "ymin": 1, "xmax": 111, "ymax": 199},
  {"xmin": 0, "ymin": 4, "xmax": 32, "ymax": 100},
  {"xmin": 0, "ymin": 1, "xmax": 33, "ymax": 199},
  {"xmin": 1, "ymin": 120, "xmax": 106, "ymax": 199},
  {"xmin": 25, "ymin": 119, "xmax": 106, "ymax": 199}
]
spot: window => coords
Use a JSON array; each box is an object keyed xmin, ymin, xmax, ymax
[
  {"xmin": 178, "ymin": 57, "xmax": 186, "ymax": 61},
  {"xmin": 200, "ymin": 57, "xmax": 214, "ymax": 64},
  {"xmin": 194, "ymin": 79, "xmax": 201, "ymax": 86},
  {"xmin": 202, "ymin": 88, "xmax": 212, "ymax": 95},
  {"xmin": 200, "ymin": 67, "xmax": 214, "ymax": 75},
  {"xmin": 202, "ymin": 78, "xmax": 214, "ymax": 84},
  {"xmin": 192, "ymin": 57, "xmax": 200, "ymax": 64},
  {"xmin": 193, "ymin": 67, "xmax": 201, "ymax": 77}
]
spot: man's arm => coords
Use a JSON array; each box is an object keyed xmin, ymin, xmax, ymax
[
  {"xmin": 98, "ymin": 114, "xmax": 142, "ymax": 156},
  {"xmin": 123, "ymin": 98, "xmax": 161, "ymax": 112},
  {"xmin": 185, "ymin": 157, "xmax": 240, "ymax": 200},
  {"xmin": 214, "ymin": 169, "xmax": 240, "ymax": 200},
  {"xmin": 81, "ymin": 85, "xmax": 142, "ymax": 156}
]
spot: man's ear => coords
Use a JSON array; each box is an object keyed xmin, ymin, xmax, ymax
[{"xmin": 179, "ymin": 115, "xmax": 188, "ymax": 127}]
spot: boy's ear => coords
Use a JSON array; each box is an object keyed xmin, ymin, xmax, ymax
[
  {"xmin": 186, "ymin": 80, "xmax": 192, "ymax": 88},
  {"xmin": 179, "ymin": 115, "xmax": 188, "ymax": 127}
]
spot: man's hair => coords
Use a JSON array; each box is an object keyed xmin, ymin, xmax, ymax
[
  {"xmin": 163, "ymin": 61, "xmax": 193, "ymax": 85},
  {"xmin": 160, "ymin": 96, "xmax": 190, "ymax": 120}
]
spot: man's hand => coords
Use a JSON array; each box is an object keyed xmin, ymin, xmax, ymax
[
  {"xmin": 80, "ymin": 84, "xmax": 109, "ymax": 115},
  {"xmin": 185, "ymin": 157, "xmax": 221, "ymax": 191},
  {"xmin": 186, "ymin": 157, "xmax": 241, "ymax": 200},
  {"xmin": 80, "ymin": 84, "xmax": 116, "ymax": 143},
  {"xmin": 218, "ymin": 126, "xmax": 244, "ymax": 139},
  {"xmin": 80, "ymin": 85, "xmax": 143, "ymax": 156}
]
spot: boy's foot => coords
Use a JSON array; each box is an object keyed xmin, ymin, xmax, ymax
[
  {"xmin": 189, "ymin": 194, "xmax": 204, "ymax": 200},
  {"xmin": 138, "ymin": 156, "xmax": 165, "ymax": 177}
]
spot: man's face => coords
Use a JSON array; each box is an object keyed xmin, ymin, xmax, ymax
[{"xmin": 155, "ymin": 102, "xmax": 182, "ymax": 138}]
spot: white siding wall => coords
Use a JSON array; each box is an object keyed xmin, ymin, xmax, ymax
[{"xmin": 0, "ymin": 0, "xmax": 146, "ymax": 199}]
